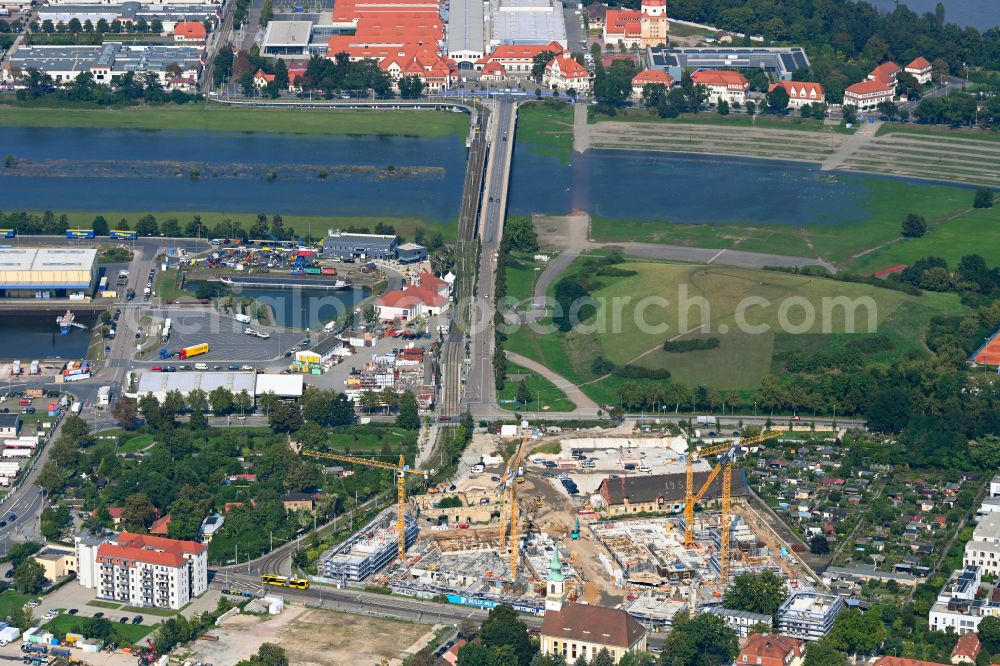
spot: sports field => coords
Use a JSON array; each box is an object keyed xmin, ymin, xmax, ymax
[{"xmin": 505, "ymin": 260, "xmax": 966, "ymax": 403}]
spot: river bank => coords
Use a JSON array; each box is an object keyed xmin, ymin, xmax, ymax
[{"xmin": 0, "ymin": 104, "xmax": 469, "ymax": 138}]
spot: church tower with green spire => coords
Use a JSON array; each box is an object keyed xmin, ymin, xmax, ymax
[{"xmin": 545, "ymin": 546, "xmax": 565, "ymax": 612}]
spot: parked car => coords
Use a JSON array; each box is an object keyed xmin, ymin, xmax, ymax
[
  {"xmin": 68, "ymin": 609, "xmax": 78, "ymax": 615},
  {"xmin": 132, "ymin": 616, "xmax": 142, "ymax": 624}
]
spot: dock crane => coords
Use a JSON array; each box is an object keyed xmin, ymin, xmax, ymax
[
  {"xmin": 683, "ymin": 430, "xmax": 781, "ymax": 583},
  {"xmin": 302, "ymin": 451, "xmax": 430, "ymax": 559},
  {"xmin": 497, "ymin": 435, "xmax": 531, "ymax": 580}
]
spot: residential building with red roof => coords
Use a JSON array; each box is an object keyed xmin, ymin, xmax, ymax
[
  {"xmin": 480, "ymin": 60, "xmax": 508, "ymax": 81},
  {"xmin": 476, "ymin": 41, "xmax": 563, "ymax": 75},
  {"xmin": 173, "ymin": 21, "xmax": 206, "ymax": 43},
  {"xmin": 543, "ymin": 53, "xmax": 590, "ymax": 93},
  {"xmin": 737, "ymin": 634, "xmax": 805, "ymax": 666},
  {"xmin": 691, "ymin": 69, "xmax": 749, "ymax": 105},
  {"xmin": 149, "ymin": 514, "xmax": 172, "ymax": 535},
  {"xmin": 443, "ymin": 639, "xmax": 467, "ymax": 666},
  {"xmin": 906, "ymin": 56, "xmax": 933, "ymax": 84},
  {"xmin": 604, "ymin": 9, "xmax": 642, "ymax": 49},
  {"xmin": 768, "ymin": 81, "xmax": 825, "ymax": 109},
  {"xmin": 253, "ymin": 69, "xmax": 276, "ymax": 88},
  {"xmin": 107, "ymin": 506, "xmax": 124, "ymax": 525},
  {"xmin": 843, "ymin": 79, "xmax": 895, "ymax": 111},
  {"xmin": 951, "ymin": 633, "xmax": 981, "ymax": 665},
  {"xmin": 78, "ymin": 531, "xmax": 208, "ymax": 610},
  {"xmin": 376, "ymin": 277, "xmax": 450, "ymax": 321},
  {"xmin": 868, "ymin": 61, "xmax": 901, "ymax": 86},
  {"xmin": 631, "ymin": 68, "xmax": 674, "ymax": 98}
]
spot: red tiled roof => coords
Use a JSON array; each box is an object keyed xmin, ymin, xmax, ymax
[
  {"xmin": 869, "ymin": 61, "xmax": 901, "ymax": 85},
  {"xmin": 691, "ymin": 69, "xmax": 748, "ymax": 89},
  {"xmin": 605, "ymin": 8, "xmax": 640, "ymax": 36},
  {"xmin": 108, "ymin": 507, "xmax": 123, "ymax": 519},
  {"xmin": 632, "ymin": 69, "xmax": 674, "ymax": 86},
  {"xmin": 117, "ymin": 531, "xmax": 207, "ymax": 556},
  {"xmin": 769, "ymin": 80, "xmax": 824, "ymax": 100},
  {"xmin": 481, "ymin": 60, "xmax": 506, "ymax": 76},
  {"xmin": 845, "ymin": 80, "xmax": 894, "ymax": 95},
  {"xmin": 547, "ymin": 54, "xmax": 588, "ymax": 79},
  {"xmin": 174, "ymin": 21, "xmax": 206, "ymax": 39},
  {"xmin": 149, "ymin": 515, "xmax": 172, "ymax": 535},
  {"xmin": 875, "ymin": 658, "xmax": 949, "ymax": 666},
  {"xmin": 739, "ymin": 634, "xmax": 804, "ymax": 662},
  {"xmin": 907, "ymin": 56, "xmax": 932, "ymax": 70},
  {"xmin": 378, "ymin": 284, "xmax": 447, "ymax": 309},
  {"xmin": 540, "ymin": 603, "xmax": 646, "ymax": 648},
  {"xmin": 419, "ymin": 272, "xmax": 447, "ymax": 290},
  {"xmin": 481, "ymin": 42, "xmax": 563, "ymax": 62},
  {"xmin": 254, "ymin": 69, "xmax": 276, "ymax": 83},
  {"xmin": 98, "ymin": 542, "xmax": 186, "ymax": 568},
  {"xmin": 952, "ymin": 633, "xmax": 981, "ymax": 661}
]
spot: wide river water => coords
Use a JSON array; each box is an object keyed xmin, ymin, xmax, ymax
[
  {"xmin": 868, "ymin": 0, "xmax": 999, "ymax": 31},
  {"xmin": 0, "ymin": 126, "xmax": 468, "ymax": 223}
]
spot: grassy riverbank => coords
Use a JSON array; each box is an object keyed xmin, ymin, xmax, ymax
[
  {"xmin": 590, "ymin": 178, "xmax": 975, "ymax": 267},
  {"xmin": 504, "ymin": 258, "xmax": 966, "ymax": 401},
  {"xmin": 0, "ymin": 104, "xmax": 469, "ymax": 138},
  {"xmin": 28, "ymin": 212, "xmax": 455, "ymax": 243},
  {"xmin": 516, "ymin": 101, "xmax": 574, "ymax": 162}
]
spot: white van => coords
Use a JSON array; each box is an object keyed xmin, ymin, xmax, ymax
[
  {"xmin": 639, "ymin": 463, "xmax": 652, "ymax": 473},
  {"xmin": 471, "ymin": 463, "xmax": 485, "ymax": 474},
  {"xmin": 194, "ymin": 363, "xmax": 208, "ymax": 370}
]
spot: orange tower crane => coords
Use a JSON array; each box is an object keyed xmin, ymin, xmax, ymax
[
  {"xmin": 302, "ymin": 451, "xmax": 429, "ymax": 559},
  {"xmin": 497, "ymin": 435, "xmax": 531, "ymax": 579}
]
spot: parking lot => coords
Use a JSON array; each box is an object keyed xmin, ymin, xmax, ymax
[{"xmin": 139, "ymin": 311, "xmax": 303, "ymax": 363}]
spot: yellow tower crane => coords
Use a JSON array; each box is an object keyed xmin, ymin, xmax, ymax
[
  {"xmin": 497, "ymin": 435, "xmax": 531, "ymax": 580},
  {"xmin": 683, "ymin": 430, "xmax": 781, "ymax": 582},
  {"xmin": 302, "ymin": 451, "xmax": 429, "ymax": 559}
]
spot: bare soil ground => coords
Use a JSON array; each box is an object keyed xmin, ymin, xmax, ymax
[{"xmin": 186, "ymin": 606, "xmax": 437, "ymax": 666}]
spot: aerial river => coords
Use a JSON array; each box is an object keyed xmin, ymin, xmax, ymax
[{"xmin": 0, "ymin": 126, "xmax": 466, "ymax": 224}]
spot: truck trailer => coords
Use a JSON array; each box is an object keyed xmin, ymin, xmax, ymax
[{"xmin": 178, "ymin": 343, "xmax": 209, "ymax": 359}]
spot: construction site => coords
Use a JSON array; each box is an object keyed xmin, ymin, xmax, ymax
[{"xmin": 310, "ymin": 428, "xmax": 808, "ymax": 625}]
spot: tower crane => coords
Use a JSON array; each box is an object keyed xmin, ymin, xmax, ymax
[
  {"xmin": 302, "ymin": 451, "xmax": 430, "ymax": 559},
  {"xmin": 497, "ymin": 435, "xmax": 531, "ymax": 580},
  {"xmin": 683, "ymin": 430, "xmax": 781, "ymax": 583}
]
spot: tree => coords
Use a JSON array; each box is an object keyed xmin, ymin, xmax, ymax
[
  {"xmin": 237, "ymin": 643, "xmax": 289, "ymax": 666},
  {"xmin": 8, "ymin": 604, "xmax": 34, "ymax": 631},
  {"xmin": 723, "ymin": 571, "xmax": 788, "ymax": 617},
  {"xmin": 717, "ymin": 99, "xmax": 730, "ymax": 115},
  {"xmin": 273, "ymin": 59, "xmax": 289, "ymax": 90},
  {"xmin": 92, "ymin": 215, "xmax": 109, "ymax": 236},
  {"xmin": 745, "ymin": 100, "xmax": 756, "ymax": 116},
  {"xmin": 13, "ymin": 558, "xmax": 46, "ymax": 594},
  {"xmin": 516, "ymin": 379, "xmax": 532, "ymax": 406},
  {"xmin": 809, "ymin": 533, "xmax": 830, "ymax": 555},
  {"xmin": 531, "ymin": 51, "xmax": 557, "ymax": 83},
  {"xmin": 592, "ymin": 649, "xmax": 614, "ymax": 666},
  {"xmin": 901, "ymin": 212, "xmax": 927, "ymax": 238},
  {"xmin": 67, "ymin": 17, "xmax": 82, "ymax": 33},
  {"xmin": 974, "ymin": 187, "xmax": 994, "ymax": 209},
  {"xmin": 842, "ymin": 105, "xmax": 858, "ymax": 125},
  {"xmin": 803, "ymin": 638, "xmax": 848, "ymax": 666},
  {"xmin": 166, "ymin": 498, "xmax": 203, "ymax": 541},
  {"xmin": 61, "ymin": 415, "xmax": 90, "ymax": 442},
  {"xmin": 659, "ymin": 612, "xmax": 738, "ymax": 666},
  {"xmin": 269, "ymin": 402, "xmax": 303, "ymax": 433},
  {"xmin": 979, "ymin": 616, "xmax": 1000, "ymax": 654},
  {"xmin": 396, "ymin": 390, "xmax": 420, "ymax": 430},
  {"xmin": 112, "ymin": 396, "xmax": 139, "ymax": 429},
  {"xmin": 865, "ymin": 387, "xmax": 912, "ymax": 434},
  {"xmin": 767, "ymin": 85, "xmax": 790, "ymax": 112},
  {"xmin": 506, "ymin": 216, "xmax": 539, "ymax": 252},
  {"xmin": 827, "ymin": 608, "xmax": 886, "ymax": 656},
  {"xmin": 135, "ymin": 214, "xmax": 159, "ymax": 236},
  {"xmin": 36, "ymin": 462, "xmax": 66, "ymax": 497},
  {"xmin": 478, "ymin": 604, "xmax": 535, "ymax": 666},
  {"xmin": 209, "ymin": 387, "xmax": 235, "ymax": 414},
  {"xmin": 121, "ymin": 492, "xmax": 156, "ymax": 530},
  {"xmin": 398, "ymin": 75, "xmax": 424, "ymax": 99}
]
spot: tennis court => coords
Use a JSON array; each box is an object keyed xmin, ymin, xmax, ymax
[{"xmin": 974, "ymin": 330, "xmax": 1000, "ymax": 365}]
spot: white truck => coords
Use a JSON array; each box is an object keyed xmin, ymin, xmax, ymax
[
  {"xmin": 235, "ymin": 314, "xmax": 252, "ymax": 324},
  {"xmin": 98, "ymin": 386, "xmax": 111, "ymax": 406},
  {"xmin": 70, "ymin": 402, "xmax": 83, "ymax": 415},
  {"xmin": 2, "ymin": 449, "xmax": 31, "ymax": 458},
  {"xmin": 0, "ymin": 625, "xmax": 21, "ymax": 646}
]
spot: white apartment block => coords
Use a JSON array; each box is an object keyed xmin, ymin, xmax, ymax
[
  {"xmin": 990, "ymin": 473, "xmax": 1000, "ymax": 498},
  {"xmin": 929, "ymin": 566, "xmax": 1000, "ymax": 635},
  {"xmin": 964, "ymin": 513, "xmax": 1000, "ymax": 575},
  {"xmin": 76, "ymin": 532, "xmax": 207, "ymax": 610},
  {"xmin": 775, "ymin": 592, "xmax": 844, "ymax": 641}
]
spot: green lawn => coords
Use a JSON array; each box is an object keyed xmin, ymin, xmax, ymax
[
  {"xmin": 850, "ymin": 205, "xmax": 1000, "ymax": 274},
  {"xmin": 44, "ymin": 613, "xmax": 154, "ymax": 645},
  {"xmin": 86, "ymin": 600, "xmax": 122, "ymax": 610},
  {"xmin": 0, "ymin": 104, "xmax": 469, "ymax": 138},
  {"xmin": 121, "ymin": 605, "xmax": 176, "ymax": 617},
  {"xmin": 516, "ymin": 101, "xmax": 574, "ymax": 162},
  {"xmin": 30, "ymin": 213, "xmax": 453, "ymax": 245},
  {"xmin": 119, "ymin": 434, "xmax": 157, "ymax": 453},
  {"xmin": 590, "ymin": 110, "xmax": 855, "ymax": 134},
  {"xmin": 504, "ymin": 253, "xmax": 545, "ymax": 305},
  {"xmin": 155, "ymin": 269, "xmax": 197, "ymax": 302},
  {"xmin": 0, "ymin": 591, "xmax": 34, "ymax": 618},
  {"xmin": 590, "ymin": 178, "xmax": 976, "ymax": 266},
  {"xmin": 506, "ymin": 259, "xmax": 966, "ymax": 400},
  {"xmin": 875, "ymin": 124, "xmax": 1000, "ymax": 142},
  {"xmin": 498, "ymin": 363, "xmax": 576, "ymax": 412},
  {"xmin": 327, "ymin": 424, "xmax": 418, "ymax": 453}
]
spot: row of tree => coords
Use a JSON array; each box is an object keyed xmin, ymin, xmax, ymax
[{"xmin": 13, "ymin": 68, "xmax": 199, "ymax": 106}]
